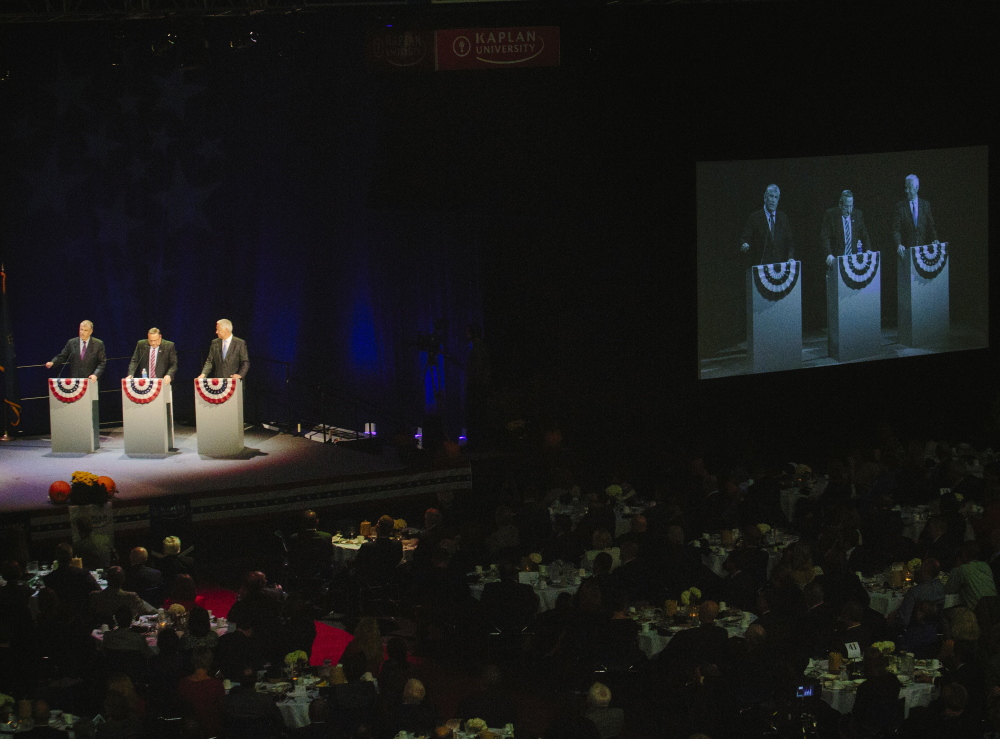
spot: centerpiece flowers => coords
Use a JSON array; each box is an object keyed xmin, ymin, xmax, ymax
[
  {"xmin": 679, "ymin": 587, "xmax": 702, "ymax": 606},
  {"xmin": 872, "ymin": 641, "xmax": 896, "ymax": 655},
  {"xmin": 48, "ymin": 471, "xmax": 117, "ymax": 505},
  {"xmin": 465, "ymin": 718, "xmax": 488, "ymax": 736},
  {"xmin": 285, "ymin": 650, "xmax": 309, "ymax": 667},
  {"xmin": 393, "ymin": 518, "xmax": 407, "ymax": 534}
]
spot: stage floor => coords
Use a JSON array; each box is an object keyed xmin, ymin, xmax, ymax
[{"xmin": 0, "ymin": 425, "xmax": 472, "ymax": 538}]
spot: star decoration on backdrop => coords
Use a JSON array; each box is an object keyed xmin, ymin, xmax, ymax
[
  {"xmin": 95, "ymin": 193, "xmax": 142, "ymax": 253},
  {"xmin": 150, "ymin": 126, "xmax": 174, "ymax": 155},
  {"xmin": 154, "ymin": 68, "xmax": 204, "ymax": 119},
  {"xmin": 118, "ymin": 92, "xmax": 142, "ymax": 115},
  {"xmin": 154, "ymin": 163, "xmax": 218, "ymax": 233},
  {"xmin": 196, "ymin": 138, "xmax": 224, "ymax": 161},
  {"xmin": 23, "ymin": 150, "xmax": 88, "ymax": 216},
  {"xmin": 126, "ymin": 156, "xmax": 150, "ymax": 182},
  {"xmin": 84, "ymin": 124, "xmax": 122, "ymax": 164},
  {"xmin": 48, "ymin": 71, "xmax": 93, "ymax": 118}
]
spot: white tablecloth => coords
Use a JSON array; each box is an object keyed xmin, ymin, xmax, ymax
[
  {"xmin": 821, "ymin": 680, "xmax": 936, "ymax": 718},
  {"xmin": 468, "ymin": 578, "xmax": 580, "ymax": 613}
]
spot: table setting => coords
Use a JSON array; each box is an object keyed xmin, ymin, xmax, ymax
[
  {"xmin": 91, "ymin": 611, "xmax": 229, "ymax": 651},
  {"xmin": 629, "ymin": 600, "xmax": 755, "ymax": 658},
  {"xmin": 803, "ymin": 645, "xmax": 941, "ymax": 718},
  {"xmin": 331, "ymin": 520, "xmax": 416, "ymax": 565},
  {"xmin": 467, "ymin": 561, "xmax": 582, "ymax": 612},
  {"xmin": 694, "ymin": 525, "xmax": 797, "ymax": 578}
]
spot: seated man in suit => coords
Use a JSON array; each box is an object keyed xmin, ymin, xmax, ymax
[
  {"xmin": 126, "ymin": 327, "xmax": 178, "ymax": 383},
  {"xmin": 45, "ymin": 319, "xmax": 106, "ymax": 381},
  {"xmin": 288, "ymin": 509, "xmax": 334, "ymax": 579},
  {"xmin": 90, "ymin": 565, "xmax": 156, "ymax": 627},
  {"xmin": 822, "ymin": 189, "xmax": 872, "ymax": 267},
  {"xmin": 480, "ymin": 559, "xmax": 539, "ymax": 633}
]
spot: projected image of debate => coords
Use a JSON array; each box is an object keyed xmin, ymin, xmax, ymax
[{"xmin": 696, "ymin": 146, "xmax": 988, "ymax": 380}]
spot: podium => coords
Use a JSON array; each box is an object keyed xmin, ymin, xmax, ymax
[
  {"xmin": 49, "ymin": 378, "xmax": 100, "ymax": 453},
  {"xmin": 122, "ymin": 378, "xmax": 175, "ymax": 455},
  {"xmin": 194, "ymin": 378, "xmax": 244, "ymax": 456},
  {"xmin": 898, "ymin": 243, "xmax": 950, "ymax": 348},
  {"xmin": 746, "ymin": 261, "xmax": 802, "ymax": 373},
  {"xmin": 827, "ymin": 252, "xmax": 881, "ymax": 362}
]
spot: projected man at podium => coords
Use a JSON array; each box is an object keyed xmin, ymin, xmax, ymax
[
  {"xmin": 126, "ymin": 328, "xmax": 178, "ymax": 383},
  {"xmin": 45, "ymin": 320, "xmax": 106, "ymax": 381},
  {"xmin": 893, "ymin": 174, "xmax": 939, "ymax": 257},
  {"xmin": 196, "ymin": 319, "xmax": 249, "ymax": 380},
  {"xmin": 739, "ymin": 184, "xmax": 795, "ymax": 265},
  {"xmin": 823, "ymin": 190, "xmax": 872, "ymax": 267}
]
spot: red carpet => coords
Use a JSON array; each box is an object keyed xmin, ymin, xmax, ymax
[
  {"xmin": 310, "ymin": 621, "xmax": 354, "ymax": 666},
  {"xmin": 196, "ymin": 587, "xmax": 239, "ymax": 618}
]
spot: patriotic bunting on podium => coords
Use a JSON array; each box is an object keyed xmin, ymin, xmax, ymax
[
  {"xmin": 49, "ymin": 378, "xmax": 89, "ymax": 403},
  {"xmin": 839, "ymin": 251, "xmax": 880, "ymax": 290},
  {"xmin": 912, "ymin": 242, "xmax": 948, "ymax": 279},
  {"xmin": 195, "ymin": 377, "xmax": 237, "ymax": 404},
  {"xmin": 752, "ymin": 261, "xmax": 799, "ymax": 302},
  {"xmin": 122, "ymin": 377, "xmax": 163, "ymax": 404}
]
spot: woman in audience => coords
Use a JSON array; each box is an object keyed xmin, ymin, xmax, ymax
[
  {"xmin": 180, "ymin": 606, "xmax": 219, "ymax": 652},
  {"xmin": 162, "ymin": 574, "xmax": 205, "ymax": 613},
  {"xmin": 342, "ymin": 616, "xmax": 384, "ymax": 677},
  {"xmin": 176, "ymin": 647, "xmax": 225, "ymax": 739}
]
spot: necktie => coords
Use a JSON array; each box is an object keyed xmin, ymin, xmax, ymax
[
  {"xmin": 222, "ymin": 339, "xmax": 228, "ymax": 360},
  {"xmin": 911, "ymin": 200, "xmax": 918, "ymax": 227},
  {"xmin": 768, "ymin": 212, "xmax": 774, "ymax": 233},
  {"xmin": 80, "ymin": 341, "xmax": 86, "ymax": 360},
  {"xmin": 150, "ymin": 346, "xmax": 158, "ymax": 379},
  {"xmin": 844, "ymin": 217, "xmax": 853, "ymax": 255}
]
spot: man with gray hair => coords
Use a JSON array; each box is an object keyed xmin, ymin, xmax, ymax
[
  {"xmin": 197, "ymin": 318, "xmax": 249, "ymax": 379},
  {"xmin": 893, "ymin": 174, "xmax": 939, "ymax": 258},
  {"xmin": 739, "ymin": 184, "xmax": 796, "ymax": 265},
  {"xmin": 45, "ymin": 320, "xmax": 106, "ymax": 381}
]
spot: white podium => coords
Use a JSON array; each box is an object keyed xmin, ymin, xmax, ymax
[
  {"xmin": 827, "ymin": 252, "xmax": 881, "ymax": 362},
  {"xmin": 746, "ymin": 261, "xmax": 802, "ymax": 373},
  {"xmin": 898, "ymin": 243, "xmax": 950, "ymax": 348},
  {"xmin": 49, "ymin": 378, "xmax": 100, "ymax": 453},
  {"xmin": 122, "ymin": 378, "xmax": 175, "ymax": 455},
  {"xmin": 194, "ymin": 378, "xmax": 244, "ymax": 456}
]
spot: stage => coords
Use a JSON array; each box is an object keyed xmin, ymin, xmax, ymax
[{"xmin": 0, "ymin": 425, "xmax": 473, "ymax": 540}]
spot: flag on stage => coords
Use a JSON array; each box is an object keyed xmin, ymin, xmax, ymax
[{"xmin": 0, "ymin": 264, "xmax": 22, "ymax": 436}]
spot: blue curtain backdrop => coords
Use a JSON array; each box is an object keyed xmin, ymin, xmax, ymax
[{"xmin": 1, "ymin": 19, "xmax": 486, "ymax": 438}]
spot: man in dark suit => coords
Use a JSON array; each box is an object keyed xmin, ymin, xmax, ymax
[
  {"xmin": 45, "ymin": 320, "xmax": 106, "ymax": 380},
  {"xmin": 740, "ymin": 184, "xmax": 796, "ymax": 265},
  {"xmin": 822, "ymin": 189, "xmax": 873, "ymax": 266},
  {"xmin": 197, "ymin": 318, "xmax": 249, "ymax": 379},
  {"xmin": 893, "ymin": 174, "xmax": 939, "ymax": 258},
  {"xmin": 126, "ymin": 327, "xmax": 178, "ymax": 382}
]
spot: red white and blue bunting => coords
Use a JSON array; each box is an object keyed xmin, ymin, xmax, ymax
[
  {"xmin": 122, "ymin": 378, "xmax": 163, "ymax": 404},
  {"xmin": 912, "ymin": 242, "xmax": 948, "ymax": 280},
  {"xmin": 838, "ymin": 251, "xmax": 880, "ymax": 290},
  {"xmin": 195, "ymin": 378, "xmax": 237, "ymax": 404},
  {"xmin": 752, "ymin": 260, "xmax": 800, "ymax": 302},
  {"xmin": 49, "ymin": 378, "xmax": 89, "ymax": 404}
]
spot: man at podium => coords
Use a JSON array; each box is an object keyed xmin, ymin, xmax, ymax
[
  {"xmin": 739, "ymin": 184, "xmax": 796, "ymax": 265},
  {"xmin": 126, "ymin": 328, "xmax": 178, "ymax": 383},
  {"xmin": 45, "ymin": 320, "xmax": 106, "ymax": 381},
  {"xmin": 197, "ymin": 319, "xmax": 249, "ymax": 380},
  {"xmin": 823, "ymin": 190, "xmax": 872, "ymax": 268},
  {"xmin": 893, "ymin": 174, "xmax": 939, "ymax": 258}
]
